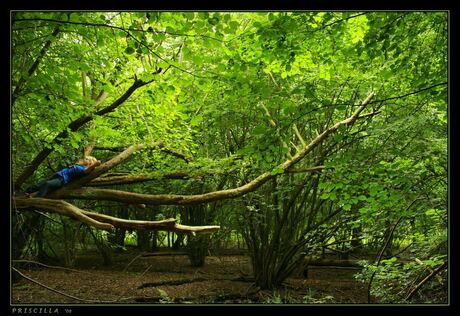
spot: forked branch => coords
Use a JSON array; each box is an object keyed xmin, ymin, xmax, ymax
[{"xmin": 48, "ymin": 92, "xmax": 376, "ymax": 205}]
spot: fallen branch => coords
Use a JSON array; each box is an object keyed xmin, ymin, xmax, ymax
[
  {"xmin": 405, "ymin": 261, "xmax": 447, "ymax": 301},
  {"xmin": 304, "ymin": 257, "xmax": 363, "ymax": 268},
  {"xmin": 12, "ymin": 260, "xmax": 97, "ymax": 275},
  {"xmin": 138, "ymin": 277, "xmax": 208, "ymax": 288},
  {"xmin": 140, "ymin": 252, "xmax": 189, "ymax": 257},
  {"xmin": 139, "ymin": 275, "xmax": 255, "ymax": 289},
  {"xmin": 414, "ymin": 258, "xmax": 443, "ymax": 283},
  {"xmin": 12, "ymin": 267, "xmax": 110, "ymax": 303}
]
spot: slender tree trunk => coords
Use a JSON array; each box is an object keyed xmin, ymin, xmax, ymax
[
  {"xmin": 11, "ymin": 211, "xmax": 41, "ymax": 283},
  {"xmin": 184, "ymin": 204, "xmax": 210, "ymax": 267},
  {"xmin": 89, "ymin": 228, "xmax": 113, "ymax": 266}
]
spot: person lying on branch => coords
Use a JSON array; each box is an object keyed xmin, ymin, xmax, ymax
[{"xmin": 17, "ymin": 156, "xmax": 101, "ymax": 198}]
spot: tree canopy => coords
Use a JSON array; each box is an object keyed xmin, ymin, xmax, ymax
[{"xmin": 11, "ymin": 11, "xmax": 447, "ymax": 300}]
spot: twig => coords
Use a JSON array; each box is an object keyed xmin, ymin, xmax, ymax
[
  {"xmin": 366, "ymin": 197, "xmax": 426, "ymax": 303},
  {"xmin": 123, "ymin": 253, "xmax": 145, "ymax": 272},
  {"xmin": 12, "ymin": 267, "xmax": 111, "ymax": 303},
  {"xmin": 12, "ymin": 260, "xmax": 97, "ymax": 275},
  {"xmin": 405, "ymin": 261, "xmax": 447, "ymax": 301},
  {"xmin": 414, "ymin": 258, "xmax": 444, "ymax": 284},
  {"xmin": 367, "ymin": 216, "xmax": 403, "ymax": 303},
  {"xmin": 116, "ymin": 264, "xmax": 152, "ymax": 302}
]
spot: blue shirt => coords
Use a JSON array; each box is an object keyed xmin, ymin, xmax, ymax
[{"xmin": 56, "ymin": 164, "xmax": 86, "ymax": 184}]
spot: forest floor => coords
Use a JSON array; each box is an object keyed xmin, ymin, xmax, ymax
[{"xmin": 11, "ymin": 248, "xmax": 371, "ymax": 305}]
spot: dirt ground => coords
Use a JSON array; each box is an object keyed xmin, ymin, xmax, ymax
[{"xmin": 11, "ymin": 249, "xmax": 369, "ymax": 305}]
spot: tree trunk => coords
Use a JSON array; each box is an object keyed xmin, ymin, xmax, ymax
[
  {"xmin": 11, "ymin": 211, "xmax": 41, "ymax": 283},
  {"xmin": 137, "ymin": 230, "xmax": 151, "ymax": 251},
  {"xmin": 187, "ymin": 235, "xmax": 209, "ymax": 267},
  {"xmin": 184, "ymin": 204, "xmax": 210, "ymax": 267},
  {"xmin": 151, "ymin": 231, "xmax": 158, "ymax": 251},
  {"xmin": 172, "ymin": 233, "xmax": 185, "ymax": 250},
  {"xmin": 89, "ymin": 228, "xmax": 113, "ymax": 266},
  {"xmin": 62, "ymin": 219, "xmax": 77, "ymax": 267}
]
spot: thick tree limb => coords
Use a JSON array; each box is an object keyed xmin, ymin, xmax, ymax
[
  {"xmin": 13, "ymin": 197, "xmax": 220, "ymax": 234},
  {"xmin": 84, "ymin": 210, "xmax": 219, "ymax": 234},
  {"xmin": 94, "ymin": 145, "xmax": 192, "ymax": 162},
  {"xmin": 47, "ymin": 92, "xmax": 376, "ymax": 205},
  {"xmin": 171, "ymin": 224, "xmax": 221, "ymax": 235},
  {"xmin": 13, "ymin": 198, "xmax": 115, "ymax": 231},
  {"xmin": 66, "ymin": 142, "xmax": 164, "ymax": 187},
  {"xmin": 14, "ymin": 76, "xmax": 159, "ymax": 191},
  {"xmin": 79, "ymin": 211, "xmax": 177, "ymax": 231},
  {"xmin": 87, "ymin": 172, "xmax": 200, "ymax": 186},
  {"xmin": 86, "ymin": 166, "xmax": 323, "ymax": 187}
]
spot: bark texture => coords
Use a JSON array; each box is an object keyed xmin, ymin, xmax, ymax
[{"xmin": 13, "ymin": 197, "xmax": 220, "ymax": 234}]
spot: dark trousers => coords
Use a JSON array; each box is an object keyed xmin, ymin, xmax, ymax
[{"xmin": 23, "ymin": 174, "xmax": 64, "ymax": 197}]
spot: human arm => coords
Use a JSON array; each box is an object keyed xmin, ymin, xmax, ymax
[{"xmin": 83, "ymin": 160, "xmax": 101, "ymax": 174}]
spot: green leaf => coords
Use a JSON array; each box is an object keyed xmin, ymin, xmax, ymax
[
  {"xmin": 125, "ymin": 46, "xmax": 135, "ymax": 54},
  {"xmin": 329, "ymin": 192, "xmax": 337, "ymax": 201},
  {"xmin": 271, "ymin": 166, "xmax": 283, "ymax": 176}
]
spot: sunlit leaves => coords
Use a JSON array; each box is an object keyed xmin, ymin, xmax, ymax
[{"xmin": 345, "ymin": 14, "xmax": 369, "ymax": 44}]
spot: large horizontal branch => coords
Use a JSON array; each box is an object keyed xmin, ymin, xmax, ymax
[
  {"xmin": 87, "ymin": 172, "xmax": 201, "ymax": 186},
  {"xmin": 171, "ymin": 224, "xmax": 221, "ymax": 235},
  {"xmin": 14, "ymin": 75, "xmax": 160, "ymax": 191},
  {"xmin": 94, "ymin": 144, "xmax": 193, "ymax": 162},
  {"xmin": 79, "ymin": 211, "xmax": 177, "ymax": 231},
  {"xmin": 87, "ymin": 165, "xmax": 324, "ymax": 187},
  {"xmin": 13, "ymin": 198, "xmax": 115, "ymax": 231},
  {"xmin": 48, "ymin": 92, "xmax": 376, "ymax": 205},
  {"xmin": 66, "ymin": 142, "xmax": 164, "ymax": 188},
  {"xmin": 81, "ymin": 211, "xmax": 219, "ymax": 235},
  {"xmin": 13, "ymin": 197, "xmax": 220, "ymax": 234}
]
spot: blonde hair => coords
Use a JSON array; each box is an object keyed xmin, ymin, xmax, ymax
[{"xmin": 77, "ymin": 156, "xmax": 98, "ymax": 165}]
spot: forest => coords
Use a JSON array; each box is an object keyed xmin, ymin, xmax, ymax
[{"xmin": 11, "ymin": 11, "xmax": 448, "ymax": 305}]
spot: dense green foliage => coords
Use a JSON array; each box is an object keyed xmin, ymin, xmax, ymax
[{"xmin": 12, "ymin": 11, "xmax": 447, "ymax": 303}]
